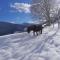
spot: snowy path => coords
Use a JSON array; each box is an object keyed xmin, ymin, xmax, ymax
[{"xmin": 0, "ymin": 24, "xmax": 60, "ymax": 60}]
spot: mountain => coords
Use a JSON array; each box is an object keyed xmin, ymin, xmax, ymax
[{"xmin": 0, "ymin": 22, "xmax": 31, "ymax": 36}]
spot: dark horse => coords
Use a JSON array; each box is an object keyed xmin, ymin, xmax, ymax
[{"xmin": 27, "ymin": 24, "xmax": 43, "ymax": 36}]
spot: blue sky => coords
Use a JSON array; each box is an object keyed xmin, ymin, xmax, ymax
[{"xmin": 0, "ymin": 0, "xmax": 32, "ymax": 24}]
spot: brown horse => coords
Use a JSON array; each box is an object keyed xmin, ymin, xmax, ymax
[{"xmin": 27, "ymin": 24, "xmax": 43, "ymax": 36}]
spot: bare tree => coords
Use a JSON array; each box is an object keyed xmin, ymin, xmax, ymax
[
  {"xmin": 31, "ymin": 0, "xmax": 56, "ymax": 26},
  {"xmin": 57, "ymin": 8, "xmax": 60, "ymax": 28}
]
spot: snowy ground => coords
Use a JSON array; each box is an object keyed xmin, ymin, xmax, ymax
[{"xmin": 0, "ymin": 24, "xmax": 60, "ymax": 60}]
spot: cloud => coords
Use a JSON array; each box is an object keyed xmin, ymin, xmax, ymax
[{"xmin": 10, "ymin": 3, "xmax": 31, "ymax": 13}]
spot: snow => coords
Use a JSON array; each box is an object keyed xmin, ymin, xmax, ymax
[{"xmin": 0, "ymin": 23, "xmax": 60, "ymax": 60}]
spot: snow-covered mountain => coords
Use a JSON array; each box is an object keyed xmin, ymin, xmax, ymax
[
  {"xmin": 0, "ymin": 23, "xmax": 60, "ymax": 60},
  {"xmin": 0, "ymin": 22, "xmax": 31, "ymax": 36}
]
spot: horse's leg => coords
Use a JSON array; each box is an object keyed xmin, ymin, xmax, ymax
[
  {"xmin": 39, "ymin": 30, "xmax": 41, "ymax": 34},
  {"xmin": 41, "ymin": 29, "xmax": 42, "ymax": 34},
  {"xmin": 36, "ymin": 32, "xmax": 38, "ymax": 36},
  {"xmin": 33, "ymin": 31, "xmax": 35, "ymax": 36}
]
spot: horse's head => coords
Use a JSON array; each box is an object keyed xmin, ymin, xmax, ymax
[{"xmin": 27, "ymin": 25, "xmax": 36, "ymax": 33}]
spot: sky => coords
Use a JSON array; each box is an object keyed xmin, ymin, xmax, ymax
[
  {"xmin": 0, "ymin": 0, "xmax": 32, "ymax": 24},
  {"xmin": 0, "ymin": 0, "xmax": 60, "ymax": 24}
]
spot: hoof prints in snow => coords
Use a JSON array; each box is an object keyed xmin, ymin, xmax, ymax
[{"xmin": 0, "ymin": 26, "xmax": 60, "ymax": 60}]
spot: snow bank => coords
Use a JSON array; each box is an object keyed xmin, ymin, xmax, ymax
[{"xmin": 0, "ymin": 24, "xmax": 60, "ymax": 60}]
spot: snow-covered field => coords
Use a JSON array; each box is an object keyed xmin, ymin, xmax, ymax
[{"xmin": 0, "ymin": 24, "xmax": 60, "ymax": 60}]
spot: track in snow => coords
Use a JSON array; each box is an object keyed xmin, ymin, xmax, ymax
[{"xmin": 0, "ymin": 24, "xmax": 59, "ymax": 60}]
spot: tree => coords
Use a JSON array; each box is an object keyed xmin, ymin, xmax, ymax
[
  {"xmin": 31, "ymin": 0, "xmax": 56, "ymax": 26},
  {"xmin": 57, "ymin": 8, "xmax": 60, "ymax": 28}
]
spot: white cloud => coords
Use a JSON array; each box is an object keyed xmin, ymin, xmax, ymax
[
  {"xmin": 10, "ymin": 22, "xmax": 16, "ymax": 24},
  {"xmin": 10, "ymin": 3, "xmax": 31, "ymax": 13}
]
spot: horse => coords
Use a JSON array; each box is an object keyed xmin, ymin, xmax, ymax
[{"xmin": 27, "ymin": 24, "xmax": 43, "ymax": 36}]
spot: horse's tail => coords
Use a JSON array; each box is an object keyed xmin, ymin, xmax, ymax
[
  {"xmin": 27, "ymin": 27, "xmax": 30, "ymax": 33},
  {"xmin": 27, "ymin": 30, "xmax": 30, "ymax": 33}
]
